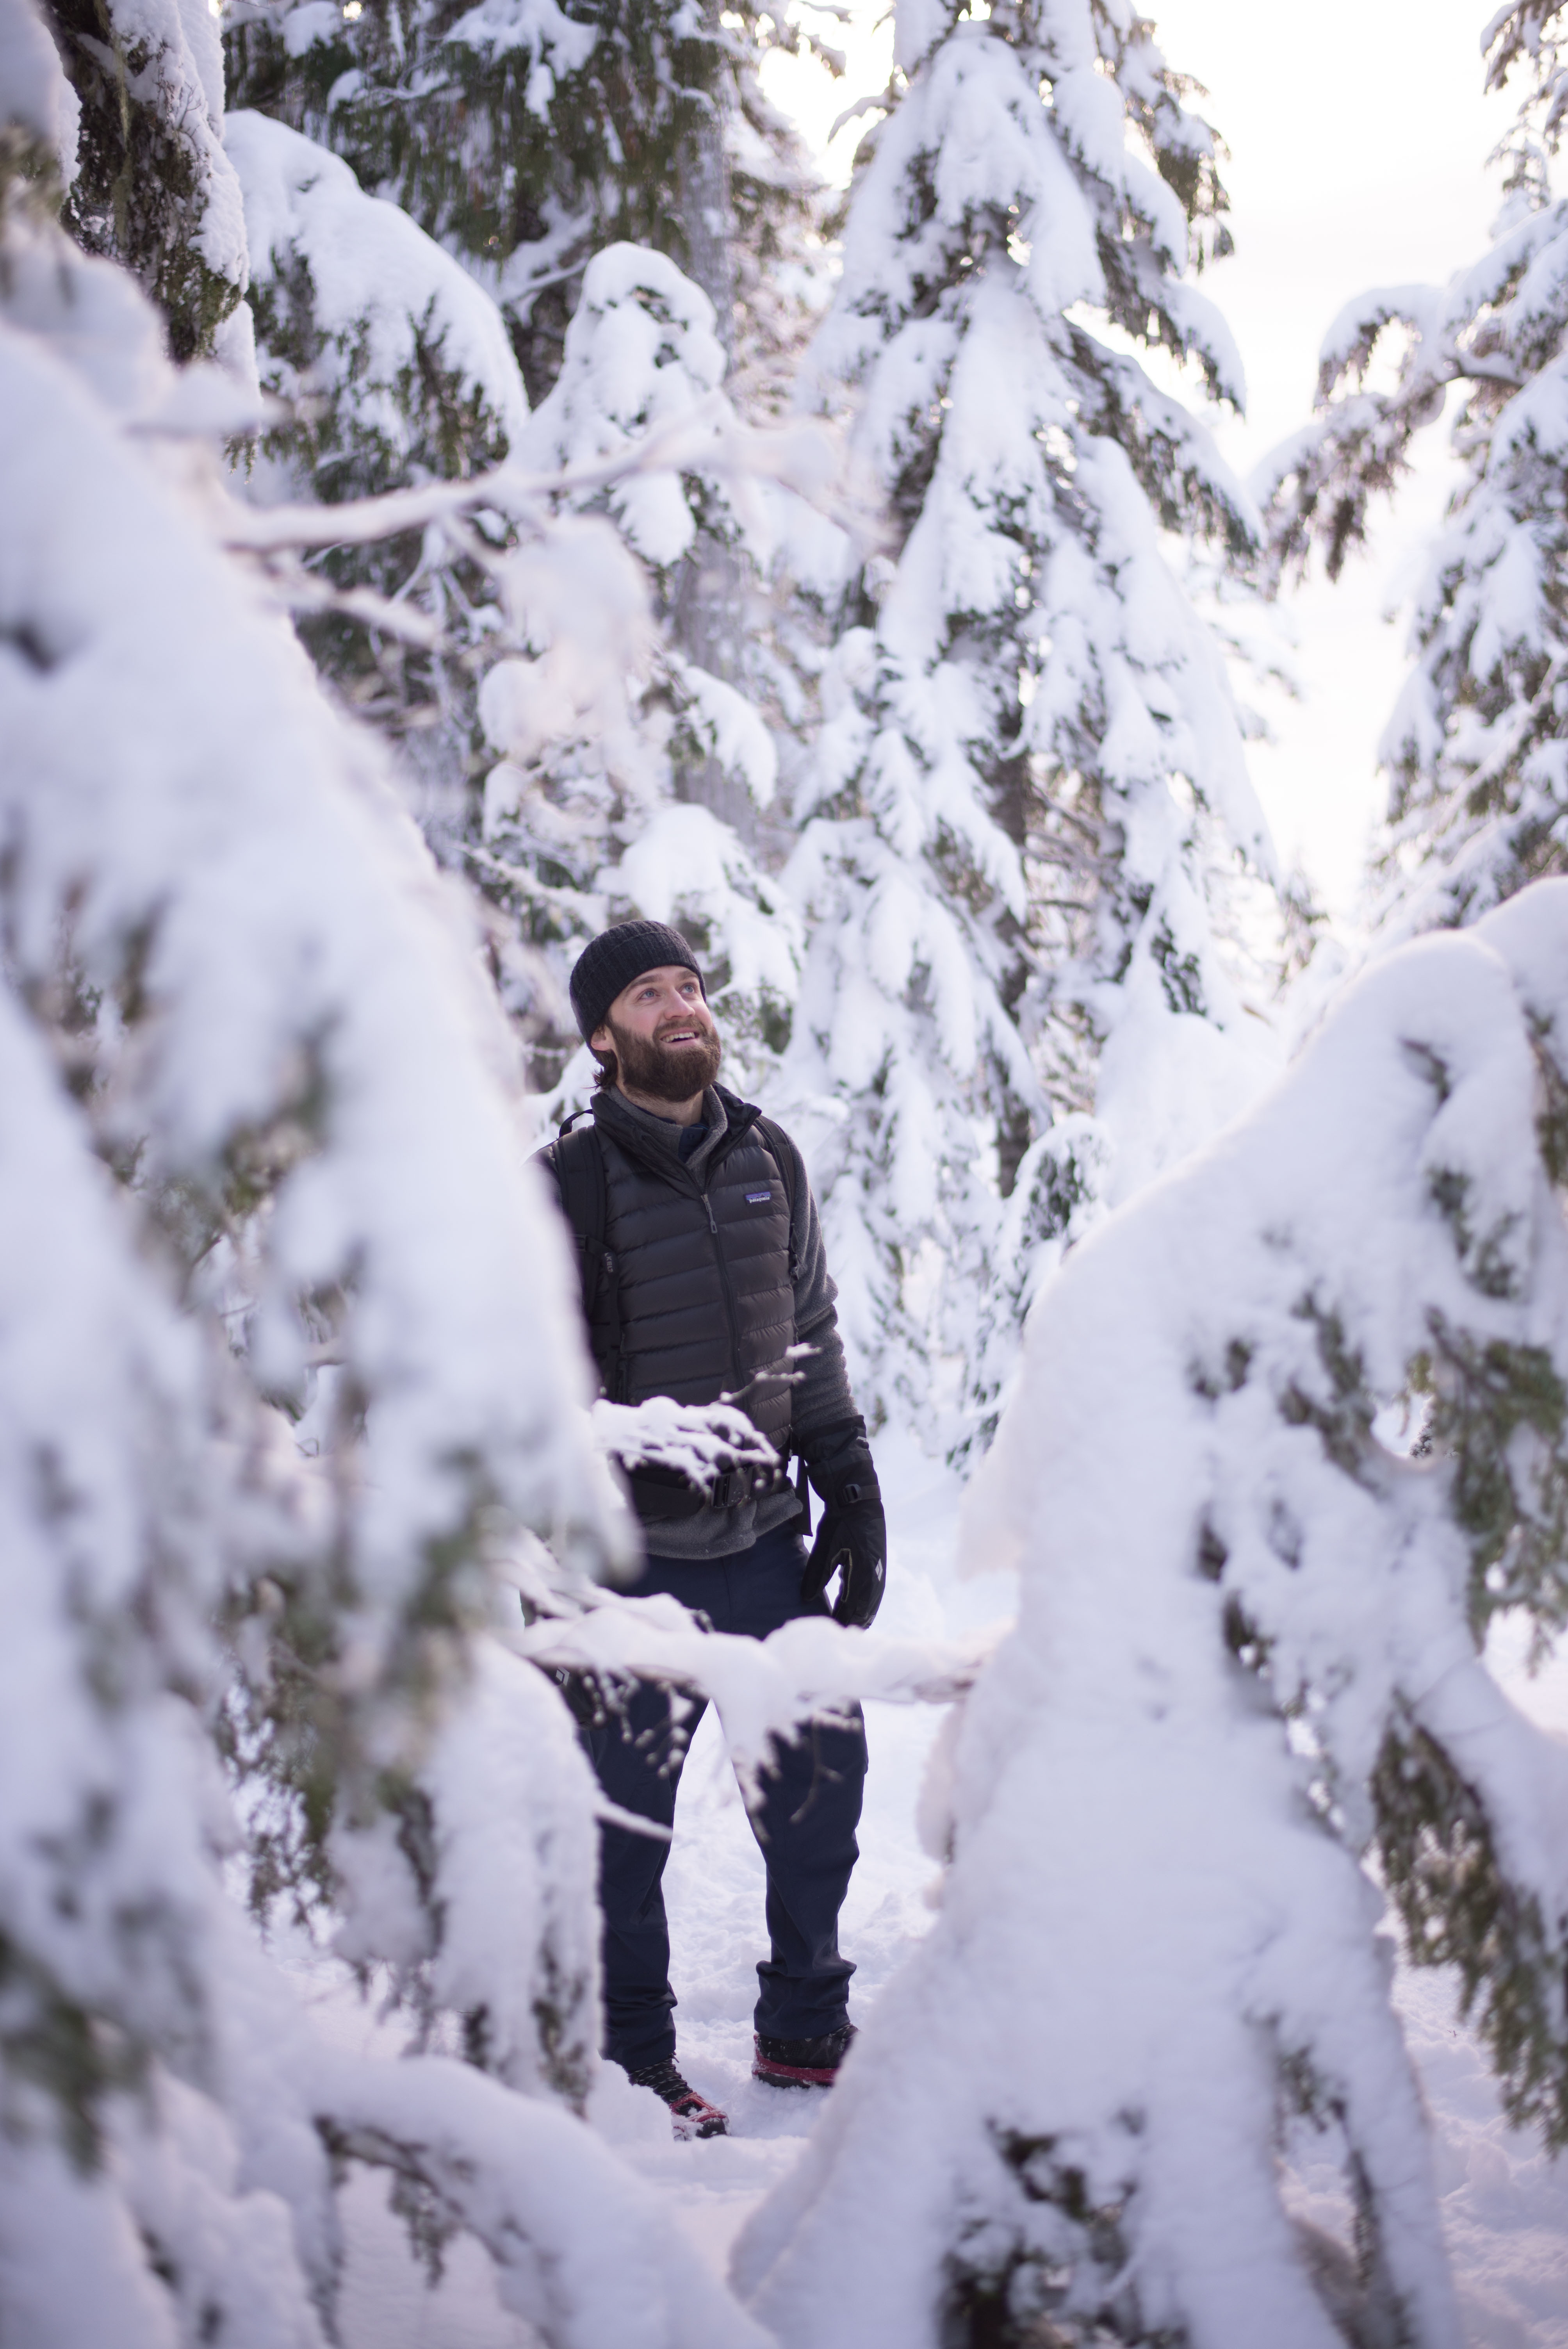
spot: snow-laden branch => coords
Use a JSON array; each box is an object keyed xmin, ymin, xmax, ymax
[
  {"xmin": 264, "ymin": 567, "xmax": 446, "ymax": 650},
  {"xmin": 508, "ymin": 1590, "xmax": 1001, "ymax": 1781},
  {"xmin": 314, "ymin": 2049, "xmax": 768, "ymax": 2349},
  {"xmin": 589, "ymin": 1394, "xmax": 781, "ymax": 1494},
  {"xmin": 219, "ymin": 403, "xmax": 725, "ymax": 551},
  {"xmin": 219, "ymin": 402, "xmax": 836, "ymax": 556},
  {"xmin": 198, "ymin": 1916, "xmax": 769, "ymax": 2349},
  {"xmin": 827, "ymin": 84, "xmax": 893, "ymax": 142}
]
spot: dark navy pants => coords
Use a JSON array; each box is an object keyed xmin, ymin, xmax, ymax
[{"xmin": 584, "ymin": 1520, "xmax": 868, "ymax": 2075}]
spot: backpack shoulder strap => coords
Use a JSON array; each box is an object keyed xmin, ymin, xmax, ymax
[
  {"xmin": 753, "ymin": 1114, "xmax": 801, "ymax": 1280},
  {"xmin": 752, "ymin": 1114, "xmax": 809, "ymax": 1491},
  {"xmin": 538, "ymin": 1115, "xmax": 609, "ymax": 1322}
]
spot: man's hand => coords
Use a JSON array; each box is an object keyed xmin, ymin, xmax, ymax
[{"xmin": 801, "ymin": 1426, "xmax": 886, "ymax": 1629}]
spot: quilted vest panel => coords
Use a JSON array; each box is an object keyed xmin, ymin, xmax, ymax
[{"xmin": 590, "ymin": 1109, "xmax": 796, "ymax": 1449}]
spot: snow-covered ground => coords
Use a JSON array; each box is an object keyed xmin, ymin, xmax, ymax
[{"xmin": 294, "ymin": 1430, "xmax": 1568, "ymax": 2346}]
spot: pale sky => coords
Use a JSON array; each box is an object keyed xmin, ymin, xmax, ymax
[{"xmin": 764, "ymin": 1, "xmax": 1521, "ymax": 918}]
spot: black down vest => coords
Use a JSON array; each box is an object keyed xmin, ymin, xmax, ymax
[{"xmin": 587, "ymin": 1090, "xmax": 796, "ymax": 1453}]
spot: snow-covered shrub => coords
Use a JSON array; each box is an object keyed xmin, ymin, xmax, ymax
[
  {"xmin": 784, "ymin": 0, "xmax": 1282, "ymax": 1445},
  {"xmin": 1260, "ymin": 2, "xmax": 1568, "ymax": 939},
  {"xmin": 739, "ymin": 877, "xmax": 1568, "ymax": 2349}
]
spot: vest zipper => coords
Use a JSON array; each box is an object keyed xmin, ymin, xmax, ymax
[
  {"xmin": 701, "ymin": 1179, "xmax": 747, "ymax": 1403},
  {"xmin": 599, "ymin": 1105, "xmax": 764, "ymax": 1425}
]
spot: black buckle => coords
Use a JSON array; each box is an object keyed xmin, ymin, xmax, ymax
[{"xmin": 708, "ymin": 1460, "xmax": 787, "ymax": 1511}]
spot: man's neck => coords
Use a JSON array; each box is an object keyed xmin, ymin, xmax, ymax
[{"xmin": 615, "ymin": 1080, "xmax": 706, "ymax": 1127}]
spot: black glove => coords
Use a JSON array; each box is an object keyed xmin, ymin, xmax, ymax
[{"xmin": 800, "ymin": 1425, "xmax": 886, "ymax": 1629}]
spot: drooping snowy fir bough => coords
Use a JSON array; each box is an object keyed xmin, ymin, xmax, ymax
[
  {"xmin": 1259, "ymin": 1, "xmax": 1568, "ymax": 941},
  {"xmin": 781, "ymin": 0, "xmax": 1286, "ymax": 1451},
  {"xmin": 0, "ymin": 4, "xmax": 781, "ymax": 2335},
  {"xmin": 739, "ymin": 878, "xmax": 1568, "ymax": 2349}
]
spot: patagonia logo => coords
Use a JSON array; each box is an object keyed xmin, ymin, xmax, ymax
[{"xmin": 745, "ymin": 1189, "xmax": 772, "ymax": 1205}]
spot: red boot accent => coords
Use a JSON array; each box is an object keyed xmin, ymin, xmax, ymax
[
  {"xmin": 627, "ymin": 2058, "xmax": 729, "ymax": 2139},
  {"xmin": 753, "ymin": 2053, "xmax": 840, "ymax": 2086},
  {"xmin": 751, "ymin": 2026, "xmax": 857, "ymax": 2089}
]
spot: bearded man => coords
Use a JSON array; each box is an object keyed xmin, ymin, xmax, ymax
[{"xmin": 540, "ymin": 920, "xmax": 886, "ymax": 2141}]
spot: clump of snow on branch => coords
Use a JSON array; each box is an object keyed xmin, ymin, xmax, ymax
[
  {"xmin": 478, "ymin": 512, "xmax": 659, "ymax": 800},
  {"xmin": 232, "ymin": 108, "xmax": 531, "ymax": 463},
  {"xmin": 442, "ymin": 0, "xmax": 599, "ymax": 99},
  {"xmin": 411, "ymin": 1641, "xmax": 604, "ymax": 2102},
  {"xmin": 610, "ymin": 799, "xmax": 802, "ymax": 1006},
  {"xmin": 519, "ymin": 242, "xmax": 732, "ymax": 568},
  {"xmin": 674, "ymin": 655, "xmax": 779, "ymax": 808},
  {"xmin": 590, "ymin": 1394, "xmax": 783, "ymax": 1491},
  {"xmin": 739, "ymin": 877, "xmax": 1568, "ymax": 2349},
  {"xmin": 0, "ymin": 0, "xmax": 77, "ymax": 178}
]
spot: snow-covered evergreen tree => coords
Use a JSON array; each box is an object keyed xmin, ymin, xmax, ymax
[
  {"xmin": 1259, "ymin": 2, "xmax": 1568, "ymax": 939},
  {"xmin": 213, "ymin": 0, "xmax": 826, "ymax": 1103},
  {"xmin": 783, "ymin": 0, "xmax": 1280, "ymax": 1443},
  {"xmin": 218, "ymin": 130, "xmax": 805, "ymax": 1104},
  {"xmin": 0, "ymin": 7, "xmax": 775, "ymax": 2331},
  {"xmin": 219, "ymin": 0, "xmax": 835, "ymax": 860},
  {"xmin": 739, "ymin": 875, "xmax": 1568, "ymax": 2349},
  {"xmin": 212, "ymin": 0, "xmax": 852, "ymax": 1126}
]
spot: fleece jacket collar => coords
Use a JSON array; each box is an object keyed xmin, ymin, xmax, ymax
[{"xmin": 593, "ymin": 1083, "xmax": 760, "ymax": 1188}]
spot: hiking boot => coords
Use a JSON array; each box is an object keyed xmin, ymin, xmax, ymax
[
  {"xmin": 627, "ymin": 2057, "xmax": 729, "ymax": 2140},
  {"xmin": 752, "ymin": 2025, "xmax": 857, "ymax": 2089}
]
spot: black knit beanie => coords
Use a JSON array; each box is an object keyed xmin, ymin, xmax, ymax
[{"xmin": 568, "ymin": 920, "xmax": 706, "ymax": 1042}]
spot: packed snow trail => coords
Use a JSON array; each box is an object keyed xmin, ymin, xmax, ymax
[{"xmin": 296, "ymin": 1430, "xmax": 1568, "ymax": 2347}]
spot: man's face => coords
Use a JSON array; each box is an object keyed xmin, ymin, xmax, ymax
[{"xmin": 593, "ymin": 964, "xmax": 722, "ymax": 1102}]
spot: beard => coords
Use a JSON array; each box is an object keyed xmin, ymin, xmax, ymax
[{"xmin": 604, "ymin": 1013, "xmax": 722, "ymax": 1103}]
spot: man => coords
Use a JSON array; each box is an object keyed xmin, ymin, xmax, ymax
[{"xmin": 540, "ymin": 919, "xmax": 886, "ymax": 2141}]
